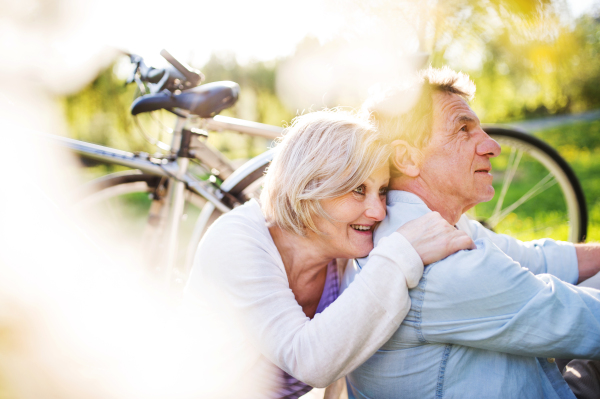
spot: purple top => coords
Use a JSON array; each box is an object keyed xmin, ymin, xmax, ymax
[{"xmin": 277, "ymin": 260, "xmax": 340, "ymax": 398}]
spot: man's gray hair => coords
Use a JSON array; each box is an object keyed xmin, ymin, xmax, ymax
[
  {"xmin": 363, "ymin": 66, "xmax": 475, "ymax": 175},
  {"xmin": 260, "ymin": 109, "xmax": 390, "ymax": 236}
]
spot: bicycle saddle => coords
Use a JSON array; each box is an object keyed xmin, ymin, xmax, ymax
[{"xmin": 130, "ymin": 81, "xmax": 240, "ymax": 117}]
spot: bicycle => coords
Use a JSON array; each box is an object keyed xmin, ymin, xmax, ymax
[
  {"xmin": 46, "ymin": 50, "xmax": 588, "ymax": 291},
  {"xmin": 47, "ymin": 50, "xmax": 281, "ymax": 290}
]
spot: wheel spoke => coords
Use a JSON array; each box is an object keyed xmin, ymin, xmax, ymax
[
  {"xmin": 490, "ymin": 148, "xmax": 523, "ymax": 226},
  {"xmin": 489, "ymin": 173, "xmax": 558, "ymax": 226}
]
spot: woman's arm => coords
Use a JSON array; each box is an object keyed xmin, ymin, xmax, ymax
[{"xmin": 397, "ymin": 211, "xmax": 475, "ymax": 265}]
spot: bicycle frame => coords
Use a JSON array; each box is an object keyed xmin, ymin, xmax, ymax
[
  {"xmin": 47, "ymin": 116, "xmax": 282, "ymax": 206},
  {"xmin": 45, "ymin": 114, "xmax": 283, "ymax": 289}
]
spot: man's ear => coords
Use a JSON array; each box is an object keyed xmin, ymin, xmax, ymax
[{"xmin": 391, "ymin": 140, "xmax": 421, "ymax": 177}]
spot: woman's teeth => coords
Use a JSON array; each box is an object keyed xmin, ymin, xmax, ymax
[{"xmin": 351, "ymin": 225, "xmax": 371, "ymax": 231}]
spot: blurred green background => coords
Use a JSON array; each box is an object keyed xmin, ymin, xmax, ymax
[{"xmin": 61, "ymin": 0, "xmax": 600, "ymax": 242}]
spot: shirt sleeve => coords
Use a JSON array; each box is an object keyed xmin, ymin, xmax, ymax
[
  {"xmin": 186, "ymin": 214, "xmax": 423, "ymax": 388},
  {"xmin": 420, "ymin": 238, "xmax": 600, "ymax": 360},
  {"xmin": 460, "ymin": 216, "xmax": 579, "ymax": 284}
]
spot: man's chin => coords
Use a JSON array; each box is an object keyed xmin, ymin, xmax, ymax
[{"xmin": 479, "ymin": 187, "xmax": 495, "ymax": 203}]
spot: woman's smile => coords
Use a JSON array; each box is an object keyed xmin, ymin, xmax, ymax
[
  {"xmin": 313, "ymin": 165, "xmax": 390, "ymax": 259},
  {"xmin": 350, "ymin": 224, "xmax": 374, "ymax": 233}
]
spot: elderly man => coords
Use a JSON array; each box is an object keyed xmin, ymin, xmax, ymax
[{"xmin": 342, "ymin": 67, "xmax": 600, "ymax": 398}]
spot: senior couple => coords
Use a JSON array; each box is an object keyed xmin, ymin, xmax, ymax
[{"xmin": 185, "ymin": 67, "xmax": 600, "ymax": 398}]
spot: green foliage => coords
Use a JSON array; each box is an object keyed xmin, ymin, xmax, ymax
[
  {"xmin": 466, "ymin": 13, "xmax": 600, "ymax": 122},
  {"xmin": 567, "ymin": 15, "xmax": 600, "ymax": 111},
  {"xmin": 417, "ymin": 0, "xmax": 600, "ymax": 123},
  {"xmin": 198, "ymin": 55, "xmax": 294, "ymax": 159},
  {"xmin": 199, "ymin": 53, "xmax": 293, "ymax": 126},
  {"xmin": 62, "ymin": 65, "xmax": 151, "ymax": 153},
  {"xmin": 61, "ymin": 5, "xmax": 600, "ymax": 159}
]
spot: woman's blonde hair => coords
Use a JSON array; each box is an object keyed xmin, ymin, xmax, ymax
[{"xmin": 260, "ymin": 109, "xmax": 390, "ymax": 236}]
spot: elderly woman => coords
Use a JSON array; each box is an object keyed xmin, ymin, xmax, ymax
[{"xmin": 185, "ymin": 109, "xmax": 473, "ymax": 398}]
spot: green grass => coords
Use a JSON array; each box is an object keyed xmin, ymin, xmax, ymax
[{"xmin": 537, "ymin": 120, "xmax": 600, "ymax": 242}]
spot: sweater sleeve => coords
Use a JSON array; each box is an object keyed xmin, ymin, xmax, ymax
[{"xmin": 185, "ymin": 209, "xmax": 423, "ymax": 388}]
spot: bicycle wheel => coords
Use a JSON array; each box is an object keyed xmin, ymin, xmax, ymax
[
  {"xmin": 73, "ymin": 169, "xmax": 208, "ymax": 285},
  {"xmin": 471, "ymin": 126, "xmax": 587, "ymax": 243}
]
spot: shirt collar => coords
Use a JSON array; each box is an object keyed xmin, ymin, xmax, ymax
[{"xmin": 387, "ymin": 190, "xmax": 429, "ymax": 207}]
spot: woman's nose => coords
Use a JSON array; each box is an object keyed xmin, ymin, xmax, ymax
[
  {"xmin": 477, "ymin": 131, "xmax": 501, "ymax": 158},
  {"xmin": 365, "ymin": 196, "xmax": 386, "ymax": 221}
]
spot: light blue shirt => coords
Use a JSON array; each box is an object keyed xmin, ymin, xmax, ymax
[{"xmin": 342, "ymin": 191, "xmax": 600, "ymax": 399}]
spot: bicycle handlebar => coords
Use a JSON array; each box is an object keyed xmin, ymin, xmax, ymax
[{"xmin": 126, "ymin": 50, "xmax": 204, "ymax": 94}]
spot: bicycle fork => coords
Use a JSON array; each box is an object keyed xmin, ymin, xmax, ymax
[{"xmin": 161, "ymin": 117, "xmax": 189, "ymax": 290}]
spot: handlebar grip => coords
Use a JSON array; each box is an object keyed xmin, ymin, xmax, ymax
[{"xmin": 160, "ymin": 49, "xmax": 203, "ymax": 86}]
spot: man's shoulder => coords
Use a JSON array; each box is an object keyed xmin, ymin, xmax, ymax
[
  {"xmin": 416, "ymin": 238, "xmax": 541, "ymax": 315},
  {"xmin": 425, "ymin": 238, "xmax": 516, "ymax": 281}
]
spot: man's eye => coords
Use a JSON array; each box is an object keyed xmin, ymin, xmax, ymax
[
  {"xmin": 353, "ymin": 185, "xmax": 366, "ymax": 195},
  {"xmin": 379, "ymin": 187, "xmax": 389, "ymax": 196},
  {"xmin": 460, "ymin": 125, "xmax": 468, "ymax": 132}
]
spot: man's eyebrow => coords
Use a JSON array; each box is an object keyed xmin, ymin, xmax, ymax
[{"xmin": 455, "ymin": 115, "xmax": 476, "ymax": 124}]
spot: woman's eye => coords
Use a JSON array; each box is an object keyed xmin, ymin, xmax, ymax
[
  {"xmin": 353, "ymin": 185, "xmax": 366, "ymax": 195},
  {"xmin": 379, "ymin": 187, "xmax": 389, "ymax": 196}
]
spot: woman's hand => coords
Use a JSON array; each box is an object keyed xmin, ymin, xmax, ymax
[{"xmin": 396, "ymin": 212, "xmax": 476, "ymax": 265}]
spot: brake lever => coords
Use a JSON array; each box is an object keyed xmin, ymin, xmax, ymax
[
  {"xmin": 125, "ymin": 53, "xmax": 144, "ymax": 86},
  {"xmin": 126, "ymin": 62, "xmax": 139, "ymax": 85}
]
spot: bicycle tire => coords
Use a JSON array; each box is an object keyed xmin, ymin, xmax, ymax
[
  {"xmin": 74, "ymin": 169, "xmax": 208, "ymax": 285},
  {"xmin": 74, "ymin": 170, "xmax": 205, "ymax": 210},
  {"xmin": 475, "ymin": 126, "xmax": 587, "ymax": 243},
  {"xmin": 73, "ymin": 149, "xmax": 274, "ymax": 282}
]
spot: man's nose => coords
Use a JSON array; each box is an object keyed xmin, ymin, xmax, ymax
[
  {"xmin": 477, "ymin": 130, "xmax": 501, "ymax": 158},
  {"xmin": 365, "ymin": 196, "xmax": 386, "ymax": 221}
]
